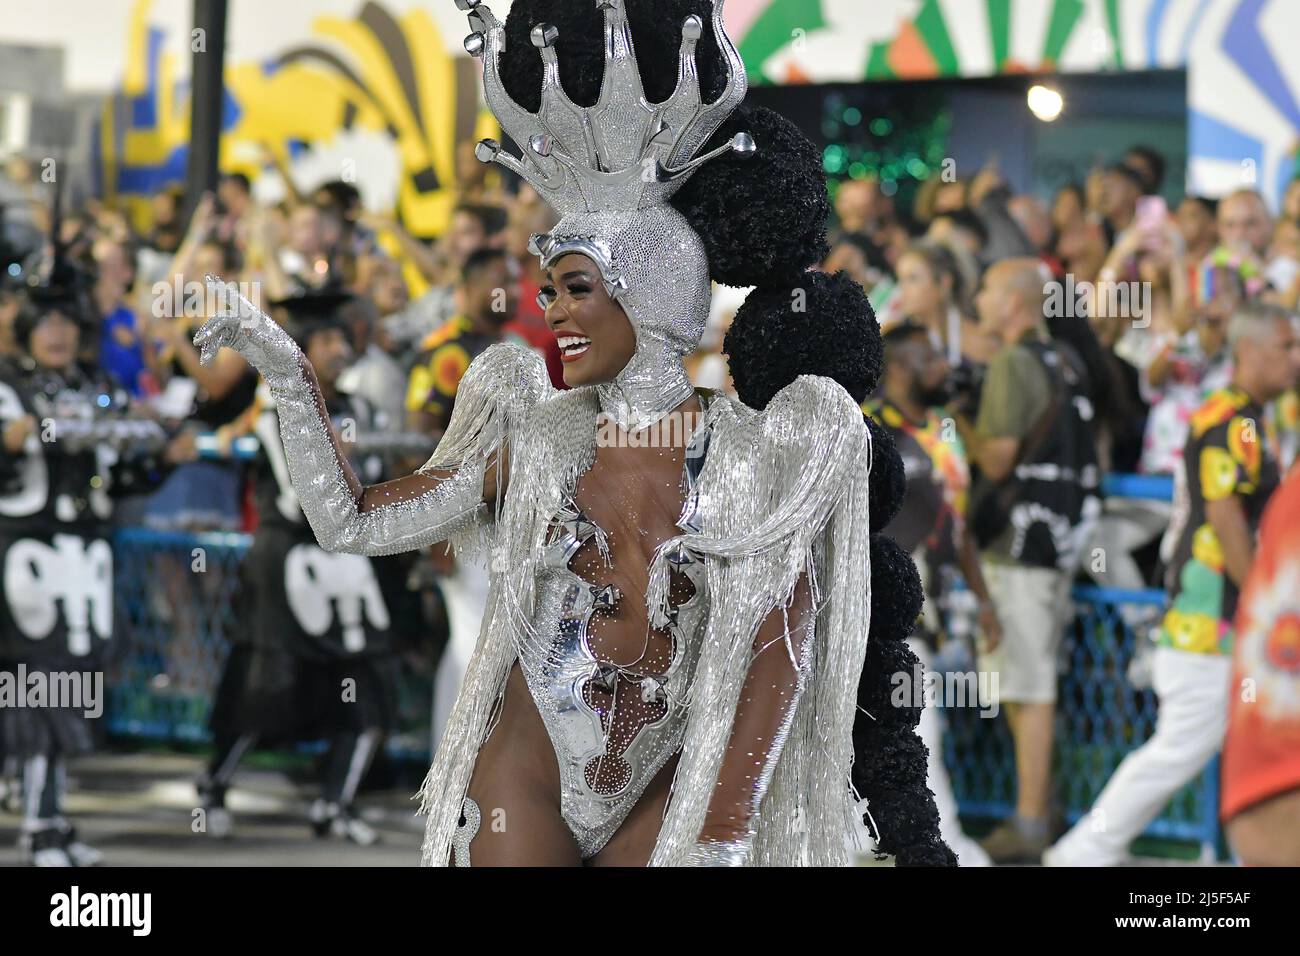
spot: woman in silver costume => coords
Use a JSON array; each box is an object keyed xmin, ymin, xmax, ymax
[{"xmin": 194, "ymin": 0, "xmax": 952, "ymax": 867}]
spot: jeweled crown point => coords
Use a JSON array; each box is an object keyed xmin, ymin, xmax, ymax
[
  {"xmin": 731, "ymin": 132, "xmax": 757, "ymax": 158},
  {"xmin": 531, "ymin": 23, "xmax": 559, "ymax": 48},
  {"xmin": 460, "ymin": 0, "xmax": 748, "ymax": 215}
]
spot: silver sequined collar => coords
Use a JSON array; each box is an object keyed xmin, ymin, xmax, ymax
[{"xmin": 591, "ymin": 352, "xmax": 695, "ymax": 432}]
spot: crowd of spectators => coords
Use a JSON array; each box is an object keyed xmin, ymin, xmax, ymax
[{"xmin": 3, "ymin": 134, "xmax": 1299, "ymax": 865}]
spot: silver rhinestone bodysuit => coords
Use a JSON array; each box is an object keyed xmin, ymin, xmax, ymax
[{"xmin": 508, "ymin": 416, "xmax": 712, "ymax": 858}]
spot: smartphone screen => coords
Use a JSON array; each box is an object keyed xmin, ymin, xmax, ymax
[{"xmin": 1136, "ymin": 195, "xmax": 1168, "ymax": 234}]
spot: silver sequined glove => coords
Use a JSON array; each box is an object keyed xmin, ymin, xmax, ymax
[
  {"xmin": 192, "ymin": 275, "xmax": 304, "ymax": 386},
  {"xmin": 191, "ymin": 275, "xmax": 488, "ymax": 557}
]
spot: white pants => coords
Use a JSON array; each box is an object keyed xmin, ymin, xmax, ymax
[
  {"xmin": 1048, "ymin": 646, "xmax": 1230, "ymax": 865},
  {"xmin": 431, "ymin": 561, "xmax": 491, "ymax": 753},
  {"xmin": 907, "ymin": 638, "xmax": 992, "ymax": 867}
]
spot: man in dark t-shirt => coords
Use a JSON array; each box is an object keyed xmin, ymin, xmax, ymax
[{"xmin": 962, "ymin": 259, "xmax": 1100, "ymax": 863}]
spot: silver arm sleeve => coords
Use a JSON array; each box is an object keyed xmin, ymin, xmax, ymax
[
  {"xmin": 193, "ymin": 282, "xmax": 549, "ymax": 557},
  {"xmin": 262, "ymin": 352, "xmax": 489, "ymax": 557}
]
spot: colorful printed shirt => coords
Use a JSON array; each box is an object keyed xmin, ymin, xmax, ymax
[
  {"xmin": 1159, "ymin": 386, "xmax": 1280, "ymax": 655},
  {"xmin": 404, "ymin": 315, "xmax": 522, "ymax": 429},
  {"xmin": 1273, "ymin": 389, "xmax": 1300, "ymax": 471},
  {"xmin": 863, "ymin": 399, "xmax": 969, "ymax": 563},
  {"xmin": 1222, "ymin": 465, "xmax": 1300, "ymax": 820}
]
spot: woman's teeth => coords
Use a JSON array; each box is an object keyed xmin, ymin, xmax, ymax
[{"xmin": 558, "ymin": 335, "xmax": 591, "ymax": 357}]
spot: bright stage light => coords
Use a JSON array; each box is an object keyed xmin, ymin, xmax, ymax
[{"xmin": 1027, "ymin": 84, "xmax": 1064, "ymax": 122}]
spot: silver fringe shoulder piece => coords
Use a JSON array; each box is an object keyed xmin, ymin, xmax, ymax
[
  {"xmin": 644, "ymin": 375, "xmax": 874, "ymax": 867},
  {"xmin": 193, "ymin": 282, "xmax": 555, "ymax": 558},
  {"xmin": 417, "ymin": 385, "xmax": 605, "ymax": 865}
]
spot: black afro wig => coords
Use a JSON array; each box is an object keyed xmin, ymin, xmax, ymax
[
  {"xmin": 866, "ymin": 416, "xmax": 905, "ymax": 532},
  {"xmin": 851, "ymin": 543, "xmax": 956, "ymax": 865},
  {"xmin": 869, "ymin": 534, "xmax": 922, "ymax": 644},
  {"xmin": 498, "ymin": 0, "xmax": 726, "ymax": 111},
  {"xmin": 670, "ymin": 102, "xmax": 831, "ymax": 288},
  {"xmin": 852, "ymin": 637, "xmax": 957, "ymax": 866},
  {"xmin": 725, "ymin": 271, "xmax": 882, "ymax": 412},
  {"xmin": 856, "ymin": 638, "xmax": 923, "ymax": 733}
]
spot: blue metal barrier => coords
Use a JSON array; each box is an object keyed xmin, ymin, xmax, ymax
[
  {"xmin": 108, "ymin": 527, "xmax": 434, "ymax": 762},
  {"xmin": 944, "ymin": 467, "xmax": 1222, "ymax": 857},
  {"xmin": 1100, "ymin": 472, "xmax": 1175, "ymax": 501},
  {"xmin": 943, "ymin": 584, "xmax": 1219, "ymax": 858},
  {"xmin": 110, "ymin": 527, "xmax": 246, "ymax": 741}
]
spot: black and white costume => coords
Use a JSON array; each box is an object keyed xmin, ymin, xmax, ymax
[
  {"xmin": 0, "ymin": 358, "xmax": 166, "ymax": 864},
  {"xmin": 201, "ymin": 378, "xmax": 406, "ymax": 842}
]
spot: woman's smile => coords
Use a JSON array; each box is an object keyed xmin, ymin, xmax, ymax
[{"xmin": 556, "ymin": 332, "xmax": 593, "ymax": 363}]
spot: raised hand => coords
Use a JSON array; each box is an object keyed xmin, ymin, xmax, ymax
[{"xmin": 192, "ymin": 275, "xmax": 302, "ymax": 377}]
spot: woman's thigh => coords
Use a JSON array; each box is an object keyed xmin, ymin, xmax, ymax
[{"xmin": 452, "ymin": 664, "xmax": 581, "ymax": 867}]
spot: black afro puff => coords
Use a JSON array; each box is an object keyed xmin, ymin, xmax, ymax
[
  {"xmin": 865, "ymin": 416, "xmax": 905, "ymax": 533},
  {"xmin": 852, "ymin": 637, "xmax": 957, "ymax": 866},
  {"xmin": 498, "ymin": 0, "xmax": 726, "ymax": 111},
  {"xmin": 725, "ymin": 271, "xmax": 882, "ymax": 412},
  {"xmin": 869, "ymin": 533, "xmax": 922, "ymax": 644},
  {"xmin": 670, "ymin": 103, "xmax": 830, "ymax": 288},
  {"xmin": 856, "ymin": 638, "xmax": 923, "ymax": 733},
  {"xmin": 855, "ymin": 735, "xmax": 957, "ymax": 866}
]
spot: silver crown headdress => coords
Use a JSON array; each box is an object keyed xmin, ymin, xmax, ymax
[
  {"xmin": 459, "ymin": 0, "xmax": 751, "ymax": 213},
  {"xmin": 456, "ymin": 0, "xmax": 753, "ymax": 429}
]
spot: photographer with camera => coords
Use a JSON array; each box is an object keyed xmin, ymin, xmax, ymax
[{"xmin": 865, "ymin": 321, "xmax": 1001, "ymax": 866}]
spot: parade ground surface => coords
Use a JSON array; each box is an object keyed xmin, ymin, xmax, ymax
[
  {"xmin": 0, "ymin": 751, "xmax": 1222, "ymax": 867},
  {"xmin": 0, "ymin": 751, "xmax": 421, "ymax": 866}
]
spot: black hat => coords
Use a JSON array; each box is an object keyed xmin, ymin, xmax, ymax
[
  {"xmin": 26, "ymin": 257, "xmax": 89, "ymax": 310},
  {"xmin": 1106, "ymin": 161, "xmax": 1146, "ymax": 191},
  {"xmin": 14, "ymin": 256, "xmax": 94, "ymax": 351},
  {"xmin": 14, "ymin": 163, "xmax": 92, "ymax": 345},
  {"xmin": 269, "ymin": 285, "xmax": 354, "ymax": 350}
]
